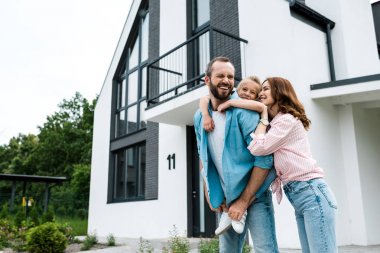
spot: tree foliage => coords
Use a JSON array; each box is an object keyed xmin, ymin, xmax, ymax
[{"xmin": 0, "ymin": 92, "xmax": 96, "ymax": 215}]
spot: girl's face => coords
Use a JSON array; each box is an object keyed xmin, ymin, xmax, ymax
[
  {"xmin": 237, "ymin": 80, "xmax": 260, "ymax": 100},
  {"xmin": 259, "ymin": 81, "xmax": 275, "ymax": 107}
]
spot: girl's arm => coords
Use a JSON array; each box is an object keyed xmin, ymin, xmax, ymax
[
  {"xmin": 199, "ymin": 95, "xmax": 214, "ymax": 132},
  {"xmin": 218, "ymin": 99, "xmax": 266, "ymax": 113}
]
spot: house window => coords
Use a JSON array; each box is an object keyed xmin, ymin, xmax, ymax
[
  {"xmin": 110, "ymin": 1, "xmax": 149, "ymax": 203},
  {"xmin": 372, "ymin": 1, "xmax": 380, "ymax": 57},
  {"xmin": 192, "ymin": 0, "xmax": 210, "ymax": 32},
  {"xmin": 113, "ymin": 143, "xmax": 146, "ymax": 201},
  {"xmin": 114, "ymin": 8, "xmax": 149, "ymax": 138}
]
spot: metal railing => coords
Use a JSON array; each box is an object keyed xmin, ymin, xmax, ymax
[{"xmin": 147, "ymin": 27, "xmax": 248, "ymax": 107}]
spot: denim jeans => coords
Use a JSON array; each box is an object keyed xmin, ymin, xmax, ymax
[
  {"xmin": 219, "ymin": 190, "xmax": 279, "ymax": 253},
  {"xmin": 284, "ymin": 178, "xmax": 338, "ymax": 253}
]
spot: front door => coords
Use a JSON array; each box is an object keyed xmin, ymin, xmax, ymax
[{"xmin": 187, "ymin": 126, "xmax": 216, "ymax": 237}]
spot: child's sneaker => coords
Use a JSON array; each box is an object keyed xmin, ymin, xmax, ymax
[
  {"xmin": 215, "ymin": 211, "xmax": 232, "ymax": 236},
  {"xmin": 231, "ymin": 211, "xmax": 247, "ymax": 234}
]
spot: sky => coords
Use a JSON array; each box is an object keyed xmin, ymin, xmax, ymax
[{"xmin": 0, "ymin": 0, "xmax": 132, "ymax": 145}]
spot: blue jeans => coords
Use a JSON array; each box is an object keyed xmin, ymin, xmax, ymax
[
  {"xmin": 219, "ymin": 190, "xmax": 279, "ymax": 253},
  {"xmin": 284, "ymin": 178, "xmax": 338, "ymax": 253}
]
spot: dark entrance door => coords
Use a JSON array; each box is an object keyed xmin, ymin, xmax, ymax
[{"xmin": 187, "ymin": 126, "xmax": 216, "ymax": 237}]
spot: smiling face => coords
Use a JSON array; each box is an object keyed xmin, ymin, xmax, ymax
[
  {"xmin": 237, "ymin": 79, "xmax": 261, "ymax": 100},
  {"xmin": 259, "ymin": 80, "xmax": 275, "ymax": 107},
  {"xmin": 205, "ymin": 60, "xmax": 235, "ymax": 101}
]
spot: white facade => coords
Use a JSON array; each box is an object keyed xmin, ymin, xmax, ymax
[{"xmin": 89, "ymin": 0, "xmax": 380, "ymax": 248}]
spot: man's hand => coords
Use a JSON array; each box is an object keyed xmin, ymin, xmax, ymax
[{"xmin": 228, "ymin": 198, "xmax": 249, "ymax": 221}]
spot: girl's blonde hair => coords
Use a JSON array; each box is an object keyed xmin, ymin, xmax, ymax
[{"xmin": 237, "ymin": 76, "xmax": 261, "ymax": 96}]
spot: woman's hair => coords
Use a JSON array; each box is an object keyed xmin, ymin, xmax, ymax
[
  {"xmin": 265, "ymin": 77, "xmax": 311, "ymax": 130},
  {"xmin": 237, "ymin": 76, "xmax": 261, "ymax": 96}
]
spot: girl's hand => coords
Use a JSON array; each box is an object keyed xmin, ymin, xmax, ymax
[
  {"xmin": 217, "ymin": 101, "xmax": 231, "ymax": 112},
  {"xmin": 203, "ymin": 114, "xmax": 215, "ymax": 132}
]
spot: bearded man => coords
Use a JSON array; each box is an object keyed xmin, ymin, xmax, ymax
[{"xmin": 193, "ymin": 56, "xmax": 279, "ymax": 253}]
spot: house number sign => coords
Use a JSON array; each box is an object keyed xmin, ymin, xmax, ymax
[{"xmin": 167, "ymin": 153, "xmax": 176, "ymax": 170}]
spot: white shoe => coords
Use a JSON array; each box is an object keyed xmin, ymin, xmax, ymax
[
  {"xmin": 232, "ymin": 211, "xmax": 247, "ymax": 234},
  {"xmin": 215, "ymin": 212, "xmax": 232, "ymax": 236}
]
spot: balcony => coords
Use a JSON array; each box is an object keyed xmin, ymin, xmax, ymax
[{"xmin": 145, "ymin": 27, "xmax": 247, "ymax": 125}]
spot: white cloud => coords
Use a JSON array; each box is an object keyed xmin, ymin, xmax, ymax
[{"xmin": 0, "ymin": 0, "xmax": 132, "ymax": 145}]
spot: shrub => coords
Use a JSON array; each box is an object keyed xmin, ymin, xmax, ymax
[
  {"xmin": 41, "ymin": 208, "xmax": 55, "ymax": 223},
  {"xmin": 106, "ymin": 233, "xmax": 116, "ymax": 246},
  {"xmin": 0, "ymin": 203, "xmax": 9, "ymax": 220},
  {"xmin": 166, "ymin": 225, "xmax": 189, "ymax": 253},
  {"xmin": 57, "ymin": 222, "xmax": 75, "ymax": 243},
  {"xmin": 198, "ymin": 237, "xmax": 219, "ymax": 253},
  {"xmin": 138, "ymin": 237, "xmax": 154, "ymax": 253},
  {"xmin": 243, "ymin": 242, "xmax": 252, "ymax": 253},
  {"xmin": 198, "ymin": 236, "xmax": 252, "ymax": 253},
  {"xmin": 80, "ymin": 232, "xmax": 98, "ymax": 251},
  {"xmin": 26, "ymin": 222, "xmax": 67, "ymax": 253},
  {"xmin": 0, "ymin": 219, "xmax": 14, "ymax": 249},
  {"xmin": 28, "ymin": 206, "xmax": 40, "ymax": 226},
  {"xmin": 14, "ymin": 208, "xmax": 26, "ymax": 227}
]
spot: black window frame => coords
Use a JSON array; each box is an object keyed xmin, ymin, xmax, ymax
[
  {"xmin": 111, "ymin": 142, "xmax": 146, "ymax": 202},
  {"xmin": 108, "ymin": 0, "xmax": 149, "ymax": 203}
]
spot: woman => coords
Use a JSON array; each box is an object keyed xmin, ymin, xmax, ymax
[{"xmin": 247, "ymin": 77, "xmax": 338, "ymax": 253}]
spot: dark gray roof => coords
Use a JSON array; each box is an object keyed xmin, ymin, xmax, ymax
[{"xmin": 0, "ymin": 174, "xmax": 67, "ymax": 183}]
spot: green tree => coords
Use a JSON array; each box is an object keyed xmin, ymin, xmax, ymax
[
  {"xmin": 0, "ymin": 92, "xmax": 96, "ymax": 217},
  {"xmin": 33, "ymin": 92, "xmax": 95, "ymax": 177}
]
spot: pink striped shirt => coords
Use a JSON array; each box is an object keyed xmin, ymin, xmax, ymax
[{"xmin": 247, "ymin": 113, "xmax": 324, "ymax": 204}]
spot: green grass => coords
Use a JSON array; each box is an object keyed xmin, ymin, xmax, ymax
[{"xmin": 55, "ymin": 216, "xmax": 88, "ymax": 236}]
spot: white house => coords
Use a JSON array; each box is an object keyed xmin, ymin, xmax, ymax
[{"xmin": 88, "ymin": 0, "xmax": 380, "ymax": 248}]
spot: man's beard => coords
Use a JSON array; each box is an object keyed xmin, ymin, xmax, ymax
[{"xmin": 209, "ymin": 80, "xmax": 233, "ymax": 100}]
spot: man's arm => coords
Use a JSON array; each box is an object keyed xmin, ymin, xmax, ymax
[{"xmin": 228, "ymin": 166, "xmax": 269, "ymax": 221}]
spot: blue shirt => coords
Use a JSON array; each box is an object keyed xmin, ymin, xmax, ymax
[{"xmin": 194, "ymin": 98, "xmax": 276, "ymax": 208}]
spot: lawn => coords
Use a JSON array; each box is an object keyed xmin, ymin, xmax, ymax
[{"xmin": 55, "ymin": 216, "xmax": 88, "ymax": 236}]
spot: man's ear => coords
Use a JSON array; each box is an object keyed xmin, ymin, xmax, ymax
[{"xmin": 205, "ymin": 75, "xmax": 210, "ymax": 86}]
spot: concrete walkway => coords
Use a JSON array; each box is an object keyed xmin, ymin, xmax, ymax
[{"xmin": 80, "ymin": 237, "xmax": 380, "ymax": 253}]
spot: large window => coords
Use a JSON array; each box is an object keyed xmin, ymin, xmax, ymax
[
  {"xmin": 192, "ymin": 0, "xmax": 210, "ymax": 32},
  {"xmin": 191, "ymin": 0, "xmax": 210, "ymax": 78},
  {"xmin": 113, "ymin": 144, "xmax": 146, "ymax": 201},
  {"xmin": 110, "ymin": 2, "xmax": 149, "ymax": 202},
  {"xmin": 115, "ymin": 9, "xmax": 149, "ymax": 138}
]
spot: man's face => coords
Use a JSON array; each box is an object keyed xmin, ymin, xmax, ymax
[{"xmin": 206, "ymin": 61, "xmax": 235, "ymax": 101}]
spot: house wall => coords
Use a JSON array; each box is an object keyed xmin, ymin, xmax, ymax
[
  {"xmin": 239, "ymin": 0, "xmax": 349, "ymax": 247},
  {"xmin": 308, "ymin": 0, "xmax": 380, "ymax": 78},
  {"xmin": 238, "ymin": 0, "xmax": 380, "ymax": 247},
  {"xmin": 89, "ymin": 0, "xmax": 380, "ymax": 246},
  {"xmin": 353, "ymin": 105, "xmax": 380, "ymax": 245}
]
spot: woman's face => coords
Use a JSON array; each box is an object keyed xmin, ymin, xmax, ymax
[{"xmin": 259, "ymin": 81, "xmax": 275, "ymax": 107}]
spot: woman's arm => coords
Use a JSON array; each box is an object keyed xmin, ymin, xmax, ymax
[
  {"xmin": 248, "ymin": 114, "xmax": 295, "ymax": 156},
  {"xmin": 254, "ymin": 106, "xmax": 269, "ymax": 135},
  {"xmin": 199, "ymin": 96, "xmax": 214, "ymax": 132},
  {"xmin": 218, "ymin": 99, "xmax": 266, "ymax": 113}
]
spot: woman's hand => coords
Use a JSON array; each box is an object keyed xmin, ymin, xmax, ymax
[{"xmin": 261, "ymin": 105, "xmax": 268, "ymax": 119}]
